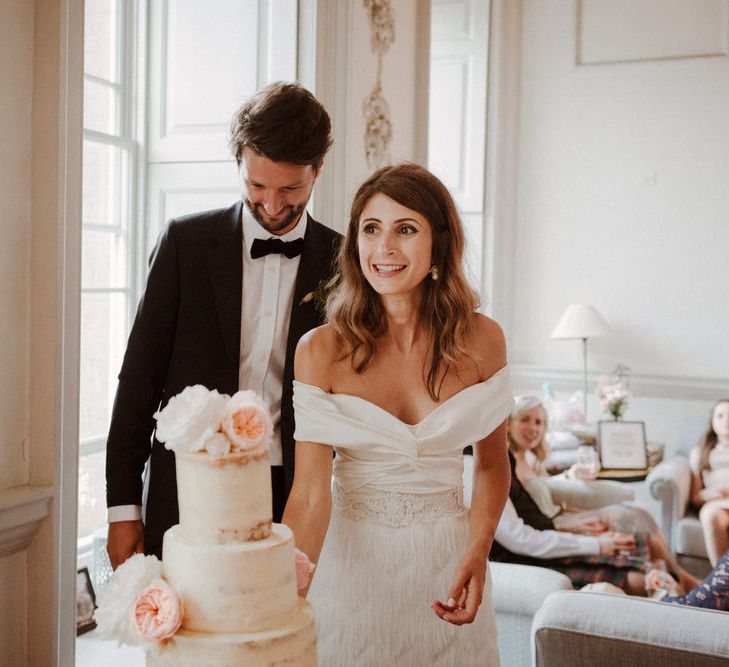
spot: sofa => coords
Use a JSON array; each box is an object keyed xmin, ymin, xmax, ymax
[
  {"xmin": 463, "ymin": 455, "xmax": 635, "ymax": 667},
  {"xmin": 532, "ymin": 590, "xmax": 729, "ymax": 666},
  {"xmin": 490, "ymin": 563, "xmax": 572, "ymax": 667},
  {"xmin": 646, "ymin": 416, "xmax": 712, "ymax": 577}
]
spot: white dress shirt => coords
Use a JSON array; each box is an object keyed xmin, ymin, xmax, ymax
[
  {"xmin": 494, "ymin": 497, "xmax": 600, "ymax": 559},
  {"xmin": 108, "ymin": 204, "xmax": 307, "ymax": 522},
  {"xmin": 239, "ymin": 205, "xmax": 306, "ymax": 466}
]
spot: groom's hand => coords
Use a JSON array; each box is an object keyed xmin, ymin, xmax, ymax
[{"xmin": 107, "ymin": 519, "xmax": 145, "ymax": 570}]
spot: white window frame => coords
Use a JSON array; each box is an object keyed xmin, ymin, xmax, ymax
[{"xmin": 77, "ymin": 0, "xmax": 145, "ymax": 567}]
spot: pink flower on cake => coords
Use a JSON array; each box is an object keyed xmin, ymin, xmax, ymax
[
  {"xmin": 293, "ymin": 548, "xmax": 316, "ymax": 590},
  {"xmin": 131, "ymin": 581, "xmax": 183, "ymax": 641},
  {"xmin": 96, "ymin": 554, "xmax": 165, "ymax": 646},
  {"xmin": 222, "ymin": 390, "xmax": 273, "ymax": 450},
  {"xmin": 154, "ymin": 385, "xmax": 228, "ymax": 453}
]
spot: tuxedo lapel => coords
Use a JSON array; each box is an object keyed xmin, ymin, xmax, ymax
[
  {"xmin": 288, "ymin": 215, "xmax": 338, "ymax": 350},
  {"xmin": 280, "ymin": 215, "xmax": 341, "ymax": 483},
  {"xmin": 206, "ymin": 201, "xmax": 243, "ymax": 377}
]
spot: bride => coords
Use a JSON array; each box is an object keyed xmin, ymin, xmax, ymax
[{"xmin": 282, "ymin": 163, "xmax": 512, "ymax": 666}]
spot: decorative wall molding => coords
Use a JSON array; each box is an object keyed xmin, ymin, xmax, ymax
[
  {"xmin": 0, "ymin": 485, "xmax": 53, "ymax": 558},
  {"xmin": 363, "ymin": 0, "xmax": 395, "ymax": 169},
  {"xmin": 512, "ymin": 364, "xmax": 728, "ymax": 401}
]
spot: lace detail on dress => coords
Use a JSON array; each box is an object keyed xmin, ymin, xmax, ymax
[{"xmin": 334, "ymin": 483, "xmax": 465, "ymax": 528}]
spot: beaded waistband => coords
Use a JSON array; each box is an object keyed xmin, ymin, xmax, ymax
[{"xmin": 333, "ymin": 484, "xmax": 465, "ymax": 528}]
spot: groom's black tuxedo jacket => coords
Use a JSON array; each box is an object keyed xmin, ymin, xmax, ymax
[{"xmin": 105, "ymin": 200, "xmax": 341, "ymax": 555}]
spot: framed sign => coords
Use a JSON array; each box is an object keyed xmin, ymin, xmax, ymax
[
  {"xmin": 76, "ymin": 567, "xmax": 97, "ymax": 636},
  {"xmin": 598, "ymin": 420, "xmax": 647, "ymax": 470}
]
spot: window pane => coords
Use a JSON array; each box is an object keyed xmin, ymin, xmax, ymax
[
  {"xmin": 84, "ymin": 0, "xmax": 118, "ymax": 81},
  {"xmin": 84, "ymin": 78, "xmax": 118, "ymax": 134},
  {"xmin": 82, "ymin": 141, "xmax": 124, "ymax": 226},
  {"xmin": 78, "ymin": 449, "xmax": 107, "ymax": 540},
  {"xmin": 82, "ymin": 228, "xmax": 128, "ymax": 289},
  {"xmin": 79, "ymin": 292, "xmax": 127, "ymax": 441}
]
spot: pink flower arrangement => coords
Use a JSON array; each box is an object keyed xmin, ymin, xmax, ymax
[
  {"xmin": 154, "ymin": 386, "xmax": 272, "ymax": 457},
  {"xmin": 293, "ymin": 548, "xmax": 315, "ymax": 591},
  {"xmin": 96, "ymin": 554, "xmax": 182, "ymax": 648},
  {"xmin": 222, "ymin": 390, "xmax": 273, "ymax": 451},
  {"xmin": 596, "ymin": 365, "xmax": 630, "ymax": 420},
  {"xmin": 131, "ymin": 582, "xmax": 183, "ymax": 641}
]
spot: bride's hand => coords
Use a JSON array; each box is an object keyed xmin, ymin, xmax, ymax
[{"xmin": 431, "ymin": 551, "xmax": 486, "ymax": 625}]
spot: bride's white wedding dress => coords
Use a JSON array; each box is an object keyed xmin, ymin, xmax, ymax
[{"xmin": 293, "ymin": 366, "xmax": 513, "ymax": 667}]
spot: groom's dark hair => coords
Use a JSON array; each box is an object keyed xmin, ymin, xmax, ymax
[{"xmin": 230, "ymin": 82, "xmax": 332, "ymax": 171}]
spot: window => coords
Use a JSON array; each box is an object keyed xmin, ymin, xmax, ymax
[
  {"xmin": 77, "ymin": 1, "xmax": 301, "ymax": 574},
  {"xmin": 78, "ymin": 0, "xmax": 139, "ymax": 564}
]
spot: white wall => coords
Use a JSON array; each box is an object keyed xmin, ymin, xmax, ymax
[{"xmin": 504, "ymin": 0, "xmax": 729, "ymax": 454}]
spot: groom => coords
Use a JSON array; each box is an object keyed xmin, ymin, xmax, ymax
[{"xmin": 105, "ymin": 82, "xmax": 341, "ymax": 567}]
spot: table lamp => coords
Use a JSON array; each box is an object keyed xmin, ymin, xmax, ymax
[{"xmin": 550, "ymin": 304, "xmax": 612, "ymax": 419}]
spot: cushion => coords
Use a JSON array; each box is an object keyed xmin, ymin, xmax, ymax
[{"xmin": 676, "ymin": 515, "xmax": 709, "ymax": 559}]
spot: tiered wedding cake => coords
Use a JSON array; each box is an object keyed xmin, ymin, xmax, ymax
[{"xmin": 97, "ymin": 386, "xmax": 317, "ymax": 667}]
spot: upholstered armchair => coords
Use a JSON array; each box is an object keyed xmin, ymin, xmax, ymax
[
  {"xmin": 646, "ymin": 417, "xmax": 712, "ymax": 577},
  {"xmin": 463, "ymin": 455, "xmax": 630, "ymax": 667},
  {"xmin": 532, "ymin": 590, "xmax": 729, "ymax": 666},
  {"xmin": 490, "ymin": 563, "xmax": 572, "ymax": 667}
]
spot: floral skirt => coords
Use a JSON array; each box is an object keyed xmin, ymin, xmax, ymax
[{"xmin": 663, "ymin": 548, "xmax": 729, "ymax": 611}]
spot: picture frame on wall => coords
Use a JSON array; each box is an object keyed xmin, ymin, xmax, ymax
[
  {"xmin": 76, "ymin": 566, "xmax": 97, "ymax": 636},
  {"xmin": 598, "ymin": 420, "xmax": 648, "ymax": 470}
]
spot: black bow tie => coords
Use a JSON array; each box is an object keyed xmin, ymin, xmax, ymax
[{"xmin": 250, "ymin": 237, "xmax": 304, "ymax": 259}]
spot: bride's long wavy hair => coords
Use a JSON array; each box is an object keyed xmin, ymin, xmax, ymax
[{"xmin": 326, "ymin": 163, "xmax": 480, "ymax": 401}]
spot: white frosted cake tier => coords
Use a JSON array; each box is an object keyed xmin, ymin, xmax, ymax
[
  {"xmin": 147, "ymin": 598, "xmax": 316, "ymax": 667},
  {"xmin": 162, "ymin": 523, "xmax": 298, "ymax": 634},
  {"xmin": 175, "ymin": 447, "xmax": 272, "ymax": 543}
]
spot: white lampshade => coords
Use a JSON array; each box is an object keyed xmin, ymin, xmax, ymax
[{"xmin": 550, "ymin": 304, "xmax": 612, "ymax": 340}]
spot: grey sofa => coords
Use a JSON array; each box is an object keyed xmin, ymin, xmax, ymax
[
  {"xmin": 532, "ymin": 590, "xmax": 729, "ymax": 666},
  {"xmin": 490, "ymin": 563, "xmax": 572, "ymax": 667},
  {"xmin": 647, "ymin": 456, "xmax": 711, "ymax": 576},
  {"xmin": 646, "ymin": 416, "xmax": 712, "ymax": 577},
  {"xmin": 464, "ymin": 455, "xmax": 637, "ymax": 667}
]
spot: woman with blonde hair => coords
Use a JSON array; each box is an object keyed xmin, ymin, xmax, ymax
[
  {"xmin": 499, "ymin": 395, "xmax": 697, "ymax": 591},
  {"xmin": 283, "ymin": 163, "xmax": 511, "ymax": 665}
]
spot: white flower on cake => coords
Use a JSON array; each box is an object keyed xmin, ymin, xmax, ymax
[
  {"xmin": 154, "ymin": 384, "xmax": 227, "ymax": 453},
  {"xmin": 154, "ymin": 385, "xmax": 273, "ymax": 457},
  {"xmin": 204, "ymin": 431, "xmax": 232, "ymax": 458},
  {"xmin": 222, "ymin": 390, "xmax": 274, "ymax": 450},
  {"xmin": 96, "ymin": 554, "xmax": 174, "ymax": 646}
]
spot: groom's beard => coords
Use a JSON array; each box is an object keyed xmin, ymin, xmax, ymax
[{"xmin": 245, "ymin": 199, "xmax": 306, "ymax": 235}]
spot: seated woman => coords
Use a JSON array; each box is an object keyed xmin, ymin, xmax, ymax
[
  {"xmin": 689, "ymin": 399, "xmax": 729, "ymax": 566},
  {"xmin": 587, "ymin": 548, "xmax": 729, "ymax": 612},
  {"xmin": 490, "ymin": 450, "xmax": 699, "ymax": 594},
  {"xmin": 509, "ymin": 396, "xmax": 657, "ymax": 534},
  {"xmin": 662, "ymin": 547, "xmax": 729, "ymax": 610}
]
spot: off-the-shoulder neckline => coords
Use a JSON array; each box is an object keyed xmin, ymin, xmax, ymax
[{"xmin": 293, "ymin": 365, "xmax": 509, "ymax": 428}]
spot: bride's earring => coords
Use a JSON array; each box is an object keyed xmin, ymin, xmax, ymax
[{"xmin": 429, "ymin": 264, "xmax": 439, "ymax": 281}]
